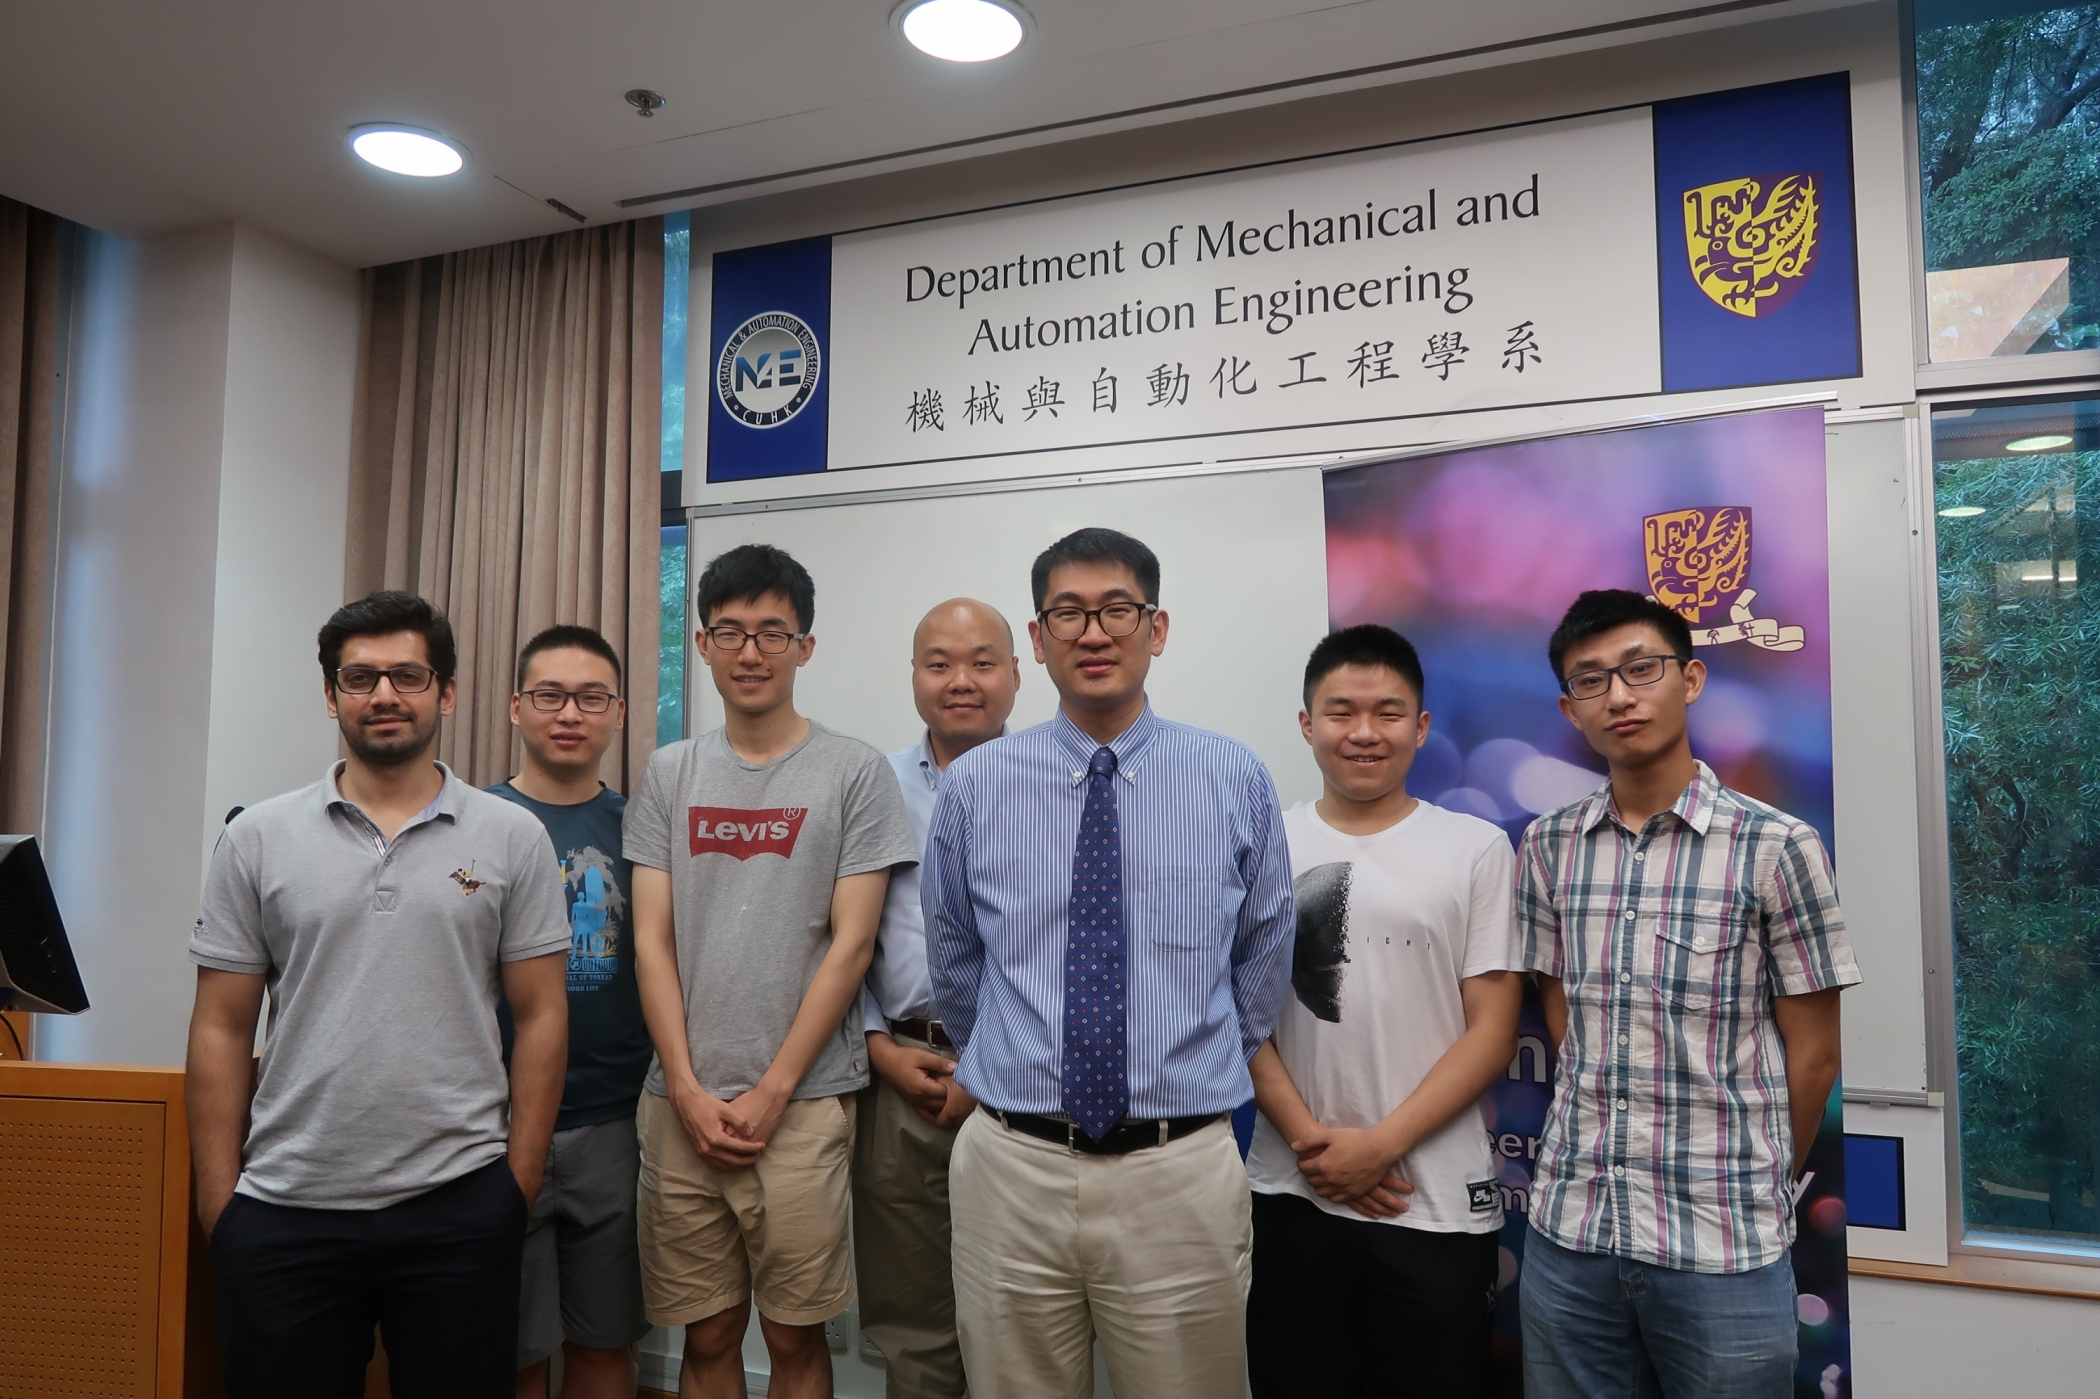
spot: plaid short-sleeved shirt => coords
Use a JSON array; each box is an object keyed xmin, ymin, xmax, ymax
[{"xmin": 1517, "ymin": 761, "xmax": 1860, "ymax": 1273}]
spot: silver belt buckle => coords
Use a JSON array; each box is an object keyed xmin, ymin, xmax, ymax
[{"xmin": 1066, "ymin": 1120, "xmax": 1080, "ymax": 1154}]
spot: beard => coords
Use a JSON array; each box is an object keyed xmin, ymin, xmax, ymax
[{"xmin": 339, "ymin": 704, "xmax": 440, "ymax": 768}]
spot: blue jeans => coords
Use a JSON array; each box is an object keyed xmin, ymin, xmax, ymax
[{"xmin": 1518, "ymin": 1227, "xmax": 1797, "ymax": 1399}]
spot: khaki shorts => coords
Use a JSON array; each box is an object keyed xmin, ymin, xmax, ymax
[{"xmin": 636, "ymin": 1088, "xmax": 857, "ymax": 1327}]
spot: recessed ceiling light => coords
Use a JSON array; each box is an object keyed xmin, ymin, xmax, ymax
[
  {"xmin": 2005, "ymin": 433, "xmax": 2074, "ymax": 452},
  {"xmin": 1938, "ymin": 505, "xmax": 1987, "ymax": 518},
  {"xmin": 899, "ymin": 0, "xmax": 1025, "ymax": 62},
  {"xmin": 348, "ymin": 125, "xmax": 466, "ymax": 177}
]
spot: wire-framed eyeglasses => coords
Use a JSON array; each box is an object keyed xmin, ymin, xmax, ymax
[
  {"xmin": 334, "ymin": 665, "xmax": 437, "ymax": 695},
  {"xmin": 1038, "ymin": 602, "xmax": 1156, "ymax": 641},
  {"xmin": 520, "ymin": 688, "xmax": 619, "ymax": 714},
  {"xmin": 1559, "ymin": 654, "xmax": 1687, "ymax": 701},
  {"xmin": 704, "ymin": 625, "xmax": 806, "ymax": 655}
]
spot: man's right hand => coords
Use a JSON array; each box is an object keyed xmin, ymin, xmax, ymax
[
  {"xmin": 198, "ymin": 1185, "xmax": 238, "ymax": 1241},
  {"xmin": 867, "ymin": 1031, "xmax": 955, "ymax": 1125},
  {"xmin": 670, "ymin": 1080, "xmax": 765, "ymax": 1171}
]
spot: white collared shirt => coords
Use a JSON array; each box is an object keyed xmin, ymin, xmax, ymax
[{"xmin": 861, "ymin": 732, "xmax": 948, "ymax": 1034}]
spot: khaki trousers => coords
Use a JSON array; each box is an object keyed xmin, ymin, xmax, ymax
[
  {"xmin": 853, "ymin": 1042, "xmax": 967, "ymax": 1399},
  {"xmin": 950, "ymin": 1110, "xmax": 1251, "ymax": 1399}
]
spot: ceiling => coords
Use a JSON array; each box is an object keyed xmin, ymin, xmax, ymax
[{"xmin": 0, "ymin": 0, "xmax": 1824, "ymax": 269}]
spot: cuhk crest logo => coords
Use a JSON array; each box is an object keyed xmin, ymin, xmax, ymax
[
  {"xmin": 1681, "ymin": 174, "xmax": 1820, "ymax": 318},
  {"xmin": 717, "ymin": 312, "xmax": 821, "ymax": 428},
  {"xmin": 1642, "ymin": 506, "xmax": 1805, "ymax": 652}
]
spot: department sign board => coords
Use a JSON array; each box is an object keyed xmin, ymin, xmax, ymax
[{"xmin": 704, "ymin": 72, "xmax": 1859, "ymax": 491}]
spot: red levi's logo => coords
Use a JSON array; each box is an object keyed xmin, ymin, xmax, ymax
[{"xmin": 689, "ymin": 807, "xmax": 808, "ymax": 861}]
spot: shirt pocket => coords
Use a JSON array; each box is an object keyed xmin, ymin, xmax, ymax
[
  {"xmin": 1653, "ymin": 898, "xmax": 1751, "ymax": 1015},
  {"xmin": 1145, "ymin": 863, "xmax": 1241, "ymax": 952}
]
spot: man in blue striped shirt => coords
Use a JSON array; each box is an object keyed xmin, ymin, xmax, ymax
[{"xmin": 925, "ymin": 526, "xmax": 1296, "ymax": 1399}]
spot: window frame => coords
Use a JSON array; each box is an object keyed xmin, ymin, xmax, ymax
[
  {"xmin": 1910, "ymin": 374, "xmax": 2100, "ymax": 1277},
  {"xmin": 660, "ymin": 210, "xmax": 693, "ymax": 747},
  {"xmin": 1903, "ymin": 9, "xmax": 2100, "ymax": 1273},
  {"xmin": 1902, "ymin": 0, "xmax": 2100, "ymax": 381}
]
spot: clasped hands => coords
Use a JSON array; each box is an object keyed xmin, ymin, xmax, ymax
[
  {"xmin": 868, "ymin": 1032, "xmax": 976, "ymax": 1129},
  {"xmin": 1291, "ymin": 1123, "xmax": 1416, "ymax": 1219},
  {"xmin": 671, "ymin": 1078, "xmax": 793, "ymax": 1171}
]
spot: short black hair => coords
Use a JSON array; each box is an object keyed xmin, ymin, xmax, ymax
[
  {"xmin": 694, "ymin": 544, "xmax": 815, "ymax": 632},
  {"xmin": 318, "ymin": 590, "xmax": 457, "ymax": 683},
  {"xmin": 1030, "ymin": 527, "xmax": 1160, "ymax": 611},
  {"xmin": 1547, "ymin": 589, "xmax": 1694, "ymax": 679},
  {"xmin": 1302, "ymin": 624, "xmax": 1425, "ymax": 708},
  {"xmin": 516, "ymin": 624, "xmax": 622, "ymax": 692}
]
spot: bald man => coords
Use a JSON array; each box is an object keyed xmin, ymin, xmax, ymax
[{"xmin": 854, "ymin": 600, "xmax": 1020, "ymax": 1399}]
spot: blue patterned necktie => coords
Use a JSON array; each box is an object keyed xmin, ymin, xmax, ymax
[{"xmin": 1063, "ymin": 745, "xmax": 1128, "ymax": 1140}]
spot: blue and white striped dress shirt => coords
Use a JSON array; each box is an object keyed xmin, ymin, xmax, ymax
[{"xmin": 924, "ymin": 703, "xmax": 1296, "ymax": 1119}]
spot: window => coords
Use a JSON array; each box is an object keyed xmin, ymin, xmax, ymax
[
  {"xmin": 659, "ymin": 210, "xmax": 690, "ymax": 747},
  {"xmin": 659, "ymin": 523, "xmax": 687, "ymax": 748},
  {"xmin": 1915, "ymin": 2, "xmax": 2100, "ymax": 360},
  {"xmin": 1932, "ymin": 394, "xmax": 2098, "ymax": 1249}
]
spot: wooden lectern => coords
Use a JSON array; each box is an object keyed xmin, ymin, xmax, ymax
[{"xmin": 0, "ymin": 1061, "xmax": 222, "ymax": 1398}]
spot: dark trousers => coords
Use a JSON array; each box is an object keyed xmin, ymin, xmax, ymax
[
  {"xmin": 1246, "ymin": 1189, "xmax": 1499, "ymax": 1399},
  {"xmin": 211, "ymin": 1157, "xmax": 527, "ymax": 1399}
]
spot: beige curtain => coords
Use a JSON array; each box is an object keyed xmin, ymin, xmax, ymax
[
  {"xmin": 0, "ymin": 196, "xmax": 61, "ymax": 838},
  {"xmin": 346, "ymin": 218, "xmax": 665, "ymax": 792},
  {"xmin": 0, "ymin": 195, "xmax": 62, "ymax": 1061}
]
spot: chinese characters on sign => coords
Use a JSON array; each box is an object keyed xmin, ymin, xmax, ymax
[{"xmin": 900, "ymin": 325, "xmax": 1544, "ymax": 430}]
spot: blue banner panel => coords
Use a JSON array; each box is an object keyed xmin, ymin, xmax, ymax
[
  {"xmin": 1654, "ymin": 73, "xmax": 1860, "ymax": 392},
  {"xmin": 707, "ymin": 236, "xmax": 833, "ymax": 483}
]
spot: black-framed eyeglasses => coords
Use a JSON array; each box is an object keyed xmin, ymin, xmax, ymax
[
  {"xmin": 1560, "ymin": 654, "xmax": 1686, "ymax": 701},
  {"xmin": 704, "ymin": 625, "xmax": 805, "ymax": 655},
  {"xmin": 1038, "ymin": 602, "xmax": 1156, "ymax": 641},
  {"xmin": 520, "ymin": 687, "xmax": 619, "ymax": 714},
  {"xmin": 334, "ymin": 664, "xmax": 437, "ymax": 695}
]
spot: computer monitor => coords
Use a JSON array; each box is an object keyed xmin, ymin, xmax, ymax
[{"xmin": 0, "ymin": 836, "xmax": 88, "ymax": 1016}]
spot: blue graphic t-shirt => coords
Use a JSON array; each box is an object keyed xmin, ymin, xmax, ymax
[{"xmin": 490, "ymin": 781, "xmax": 652, "ymax": 1129}]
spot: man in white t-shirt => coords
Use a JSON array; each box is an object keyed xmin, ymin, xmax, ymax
[{"xmin": 1246, "ymin": 624, "xmax": 1524, "ymax": 1399}]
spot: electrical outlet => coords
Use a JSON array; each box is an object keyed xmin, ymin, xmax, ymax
[{"xmin": 824, "ymin": 1316, "xmax": 848, "ymax": 1353}]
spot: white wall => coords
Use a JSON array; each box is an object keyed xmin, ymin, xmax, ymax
[
  {"xmin": 1853, "ymin": 1276, "xmax": 2100, "ymax": 1396},
  {"xmin": 687, "ymin": 467, "xmax": 1330, "ymax": 805},
  {"xmin": 40, "ymin": 221, "xmax": 356, "ymax": 1066},
  {"xmin": 1823, "ymin": 415, "xmax": 1930, "ymax": 1098},
  {"xmin": 200, "ymin": 225, "xmax": 357, "ymax": 865}
]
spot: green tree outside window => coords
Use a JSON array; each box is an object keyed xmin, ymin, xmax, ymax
[{"xmin": 1935, "ymin": 401, "xmax": 2099, "ymax": 1244}]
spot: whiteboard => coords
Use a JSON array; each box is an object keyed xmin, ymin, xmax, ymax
[
  {"xmin": 684, "ymin": 414, "xmax": 1930, "ymax": 1094},
  {"xmin": 687, "ymin": 466, "xmax": 1332, "ymax": 808}
]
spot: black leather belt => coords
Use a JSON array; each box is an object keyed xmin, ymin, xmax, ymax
[
  {"xmin": 887, "ymin": 1017, "xmax": 956, "ymax": 1051},
  {"xmin": 982, "ymin": 1106, "xmax": 1225, "ymax": 1155}
]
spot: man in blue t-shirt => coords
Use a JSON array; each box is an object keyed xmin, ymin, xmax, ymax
[{"xmin": 492, "ymin": 624, "xmax": 653, "ymax": 1399}]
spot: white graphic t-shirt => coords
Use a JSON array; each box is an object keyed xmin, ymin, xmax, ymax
[{"xmin": 1246, "ymin": 799, "xmax": 1520, "ymax": 1232}]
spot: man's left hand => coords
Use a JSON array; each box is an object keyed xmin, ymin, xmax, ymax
[{"xmin": 721, "ymin": 1080, "xmax": 792, "ymax": 1149}]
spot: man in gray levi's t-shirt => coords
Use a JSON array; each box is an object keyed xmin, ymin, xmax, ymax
[
  {"xmin": 628, "ymin": 544, "xmax": 914, "ymax": 1399},
  {"xmin": 626, "ymin": 721, "xmax": 916, "ymax": 1102}
]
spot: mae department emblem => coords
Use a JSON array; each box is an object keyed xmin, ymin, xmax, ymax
[
  {"xmin": 1682, "ymin": 174, "xmax": 1820, "ymax": 318},
  {"xmin": 717, "ymin": 311, "xmax": 822, "ymax": 428},
  {"xmin": 1644, "ymin": 506, "xmax": 1804, "ymax": 651}
]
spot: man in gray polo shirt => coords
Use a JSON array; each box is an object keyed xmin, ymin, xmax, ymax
[{"xmin": 185, "ymin": 590, "xmax": 571, "ymax": 1399}]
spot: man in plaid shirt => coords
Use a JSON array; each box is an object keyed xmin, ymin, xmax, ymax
[{"xmin": 1516, "ymin": 590, "xmax": 1860, "ymax": 1399}]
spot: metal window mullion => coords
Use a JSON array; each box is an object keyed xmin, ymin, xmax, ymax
[{"xmin": 1905, "ymin": 401, "xmax": 1967, "ymax": 1262}]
